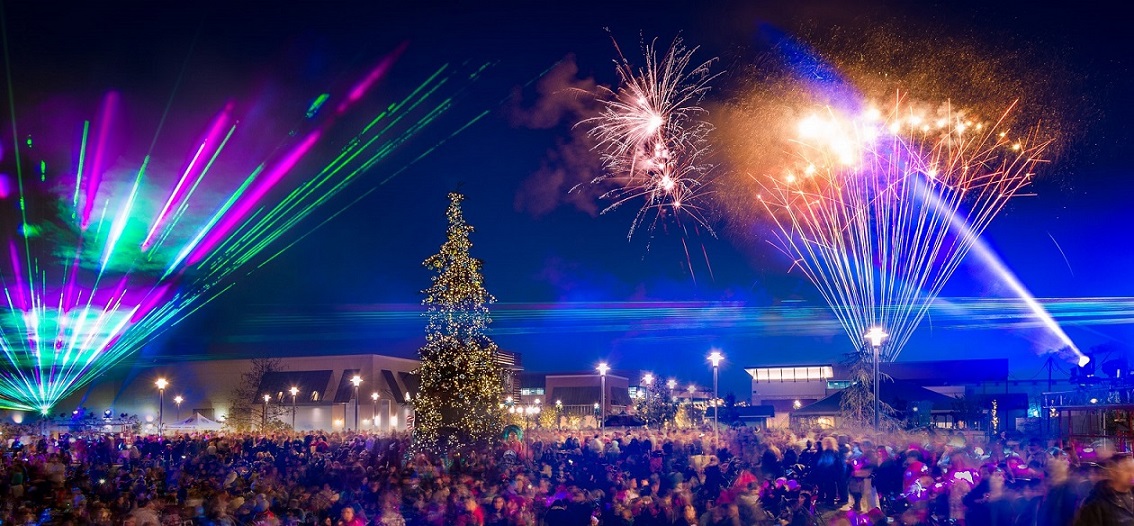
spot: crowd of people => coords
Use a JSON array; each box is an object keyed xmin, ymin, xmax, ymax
[{"xmin": 1, "ymin": 423, "xmax": 1131, "ymax": 526}]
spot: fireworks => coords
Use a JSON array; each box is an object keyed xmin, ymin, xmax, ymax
[
  {"xmin": 757, "ymin": 96, "xmax": 1050, "ymax": 360},
  {"xmin": 0, "ymin": 53, "xmax": 491, "ymax": 413},
  {"xmin": 581, "ymin": 36, "xmax": 719, "ymax": 239}
]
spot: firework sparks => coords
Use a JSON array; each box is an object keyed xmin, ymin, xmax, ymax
[
  {"xmin": 580, "ymin": 36, "xmax": 719, "ymax": 239},
  {"xmin": 757, "ymin": 95, "xmax": 1051, "ymax": 360}
]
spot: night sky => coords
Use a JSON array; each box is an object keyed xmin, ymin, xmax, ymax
[{"xmin": 2, "ymin": 1, "xmax": 1131, "ymax": 399}]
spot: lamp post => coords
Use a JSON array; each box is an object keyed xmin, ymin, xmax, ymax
[
  {"xmin": 155, "ymin": 378, "xmax": 168, "ymax": 435},
  {"xmin": 555, "ymin": 399, "xmax": 563, "ymax": 431},
  {"xmin": 263, "ymin": 394, "xmax": 271, "ymax": 430},
  {"xmin": 289, "ymin": 386, "xmax": 299, "ymax": 429},
  {"xmin": 665, "ymin": 379, "xmax": 677, "ymax": 428},
  {"xmin": 866, "ymin": 327, "xmax": 888, "ymax": 432},
  {"xmin": 708, "ymin": 350, "xmax": 723, "ymax": 452},
  {"xmin": 687, "ymin": 384, "xmax": 696, "ymax": 428},
  {"xmin": 350, "ymin": 375, "xmax": 362, "ymax": 431},
  {"xmin": 642, "ymin": 373, "xmax": 655, "ymax": 428},
  {"xmin": 523, "ymin": 402, "xmax": 541, "ymax": 430},
  {"xmin": 405, "ymin": 392, "xmax": 414, "ymax": 432},
  {"xmin": 371, "ymin": 392, "xmax": 380, "ymax": 431},
  {"xmin": 173, "ymin": 396, "xmax": 183, "ymax": 422},
  {"xmin": 597, "ymin": 362, "xmax": 609, "ymax": 434}
]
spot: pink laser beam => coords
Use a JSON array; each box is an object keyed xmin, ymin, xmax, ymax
[
  {"xmin": 7, "ymin": 241, "xmax": 28, "ymax": 311},
  {"xmin": 336, "ymin": 42, "xmax": 408, "ymax": 114},
  {"xmin": 81, "ymin": 92, "xmax": 119, "ymax": 230},
  {"xmin": 183, "ymin": 130, "xmax": 322, "ymax": 266},
  {"xmin": 141, "ymin": 104, "xmax": 232, "ymax": 251}
]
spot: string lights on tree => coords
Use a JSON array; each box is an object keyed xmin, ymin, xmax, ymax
[{"xmin": 414, "ymin": 192, "xmax": 505, "ymax": 452}]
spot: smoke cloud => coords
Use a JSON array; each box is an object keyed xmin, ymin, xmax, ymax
[{"xmin": 509, "ymin": 55, "xmax": 609, "ymax": 217}]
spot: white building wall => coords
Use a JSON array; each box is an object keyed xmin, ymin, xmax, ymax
[
  {"xmin": 46, "ymin": 353, "xmax": 419, "ymax": 432},
  {"xmin": 751, "ymin": 380, "xmax": 829, "ymax": 403}
]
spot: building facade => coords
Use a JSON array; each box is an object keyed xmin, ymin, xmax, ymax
[
  {"xmin": 745, "ymin": 358, "xmax": 1038, "ymax": 431},
  {"xmin": 30, "ymin": 353, "xmax": 421, "ymax": 432},
  {"xmin": 519, "ymin": 371, "xmax": 633, "ymax": 419}
]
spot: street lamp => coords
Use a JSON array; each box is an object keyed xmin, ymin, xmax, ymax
[
  {"xmin": 263, "ymin": 394, "xmax": 272, "ymax": 430},
  {"xmin": 641, "ymin": 373, "xmax": 655, "ymax": 428},
  {"xmin": 371, "ymin": 392, "xmax": 379, "ymax": 430},
  {"xmin": 154, "ymin": 378, "xmax": 168, "ymax": 435},
  {"xmin": 555, "ymin": 399, "xmax": 563, "ymax": 431},
  {"xmin": 708, "ymin": 350, "xmax": 724, "ymax": 452},
  {"xmin": 523, "ymin": 403, "xmax": 541, "ymax": 430},
  {"xmin": 687, "ymin": 384, "xmax": 696, "ymax": 428},
  {"xmin": 350, "ymin": 375, "xmax": 363, "ymax": 431},
  {"xmin": 289, "ymin": 386, "xmax": 299, "ymax": 429},
  {"xmin": 866, "ymin": 327, "xmax": 888, "ymax": 432},
  {"xmin": 597, "ymin": 362, "xmax": 609, "ymax": 433},
  {"xmin": 173, "ymin": 396, "xmax": 183, "ymax": 422}
]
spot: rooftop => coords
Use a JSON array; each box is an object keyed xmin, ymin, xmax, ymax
[{"xmin": 793, "ymin": 381, "xmax": 959, "ymax": 416}]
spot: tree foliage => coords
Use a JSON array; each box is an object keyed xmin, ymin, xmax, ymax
[
  {"xmin": 634, "ymin": 381, "xmax": 679, "ymax": 428},
  {"xmin": 414, "ymin": 192, "xmax": 505, "ymax": 452},
  {"xmin": 839, "ymin": 351, "xmax": 895, "ymax": 430}
]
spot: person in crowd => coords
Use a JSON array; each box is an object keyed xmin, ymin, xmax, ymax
[
  {"xmin": 1074, "ymin": 454, "xmax": 1134, "ymax": 525},
  {"xmin": 337, "ymin": 505, "xmax": 366, "ymax": 526},
  {"xmin": 761, "ymin": 445, "xmax": 784, "ymax": 481},
  {"xmin": 1039, "ymin": 453, "xmax": 1083, "ymax": 526},
  {"xmin": 0, "ymin": 422, "xmax": 1125, "ymax": 526},
  {"xmin": 813, "ymin": 436, "xmax": 846, "ymax": 509},
  {"xmin": 848, "ymin": 440, "xmax": 877, "ymax": 512}
]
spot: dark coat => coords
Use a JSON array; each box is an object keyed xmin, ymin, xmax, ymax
[
  {"xmin": 1038, "ymin": 481, "xmax": 1082, "ymax": 526},
  {"xmin": 1074, "ymin": 481, "xmax": 1134, "ymax": 526}
]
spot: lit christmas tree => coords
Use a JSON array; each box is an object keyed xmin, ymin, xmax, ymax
[
  {"xmin": 414, "ymin": 192, "xmax": 505, "ymax": 452},
  {"xmin": 635, "ymin": 380, "xmax": 678, "ymax": 428}
]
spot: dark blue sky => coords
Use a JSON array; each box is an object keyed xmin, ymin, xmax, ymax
[{"xmin": 2, "ymin": 1, "xmax": 1131, "ymax": 398}]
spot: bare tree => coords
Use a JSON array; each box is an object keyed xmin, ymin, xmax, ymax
[{"xmin": 225, "ymin": 357, "xmax": 284, "ymax": 432}]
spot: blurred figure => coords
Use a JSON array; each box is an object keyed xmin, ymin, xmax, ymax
[
  {"xmin": 814, "ymin": 437, "xmax": 845, "ymax": 509},
  {"xmin": 1038, "ymin": 454, "xmax": 1082, "ymax": 526},
  {"xmin": 336, "ymin": 506, "xmax": 364, "ymax": 526},
  {"xmin": 1074, "ymin": 454, "xmax": 1134, "ymax": 525},
  {"xmin": 779, "ymin": 490, "xmax": 817, "ymax": 526},
  {"xmin": 965, "ymin": 468, "xmax": 1012, "ymax": 526}
]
